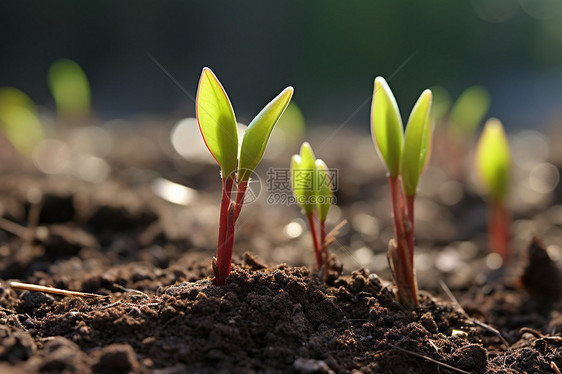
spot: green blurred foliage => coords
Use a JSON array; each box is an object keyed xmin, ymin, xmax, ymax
[
  {"xmin": 0, "ymin": 87, "xmax": 44, "ymax": 156},
  {"xmin": 47, "ymin": 59, "xmax": 91, "ymax": 119}
]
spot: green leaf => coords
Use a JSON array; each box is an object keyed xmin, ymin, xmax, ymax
[
  {"xmin": 238, "ymin": 87, "xmax": 293, "ymax": 182},
  {"xmin": 47, "ymin": 59, "xmax": 91, "ymax": 118},
  {"xmin": 449, "ymin": 86, "xmax": 490, "ymax": 137},
  {"xmin": 401, "ymin": 89, "xmax": 433, "ymax": 196},
  {"xmin": 315, "ymin": 159, "xmax": 332, "ymax": 222},
  {"xmin": 0, "ymin": 87, "xmax": 44, "ymax": 156},
  {"xmin": 475, "ymin": 118, "xmax": 510, "ymax": 201},
  {"xmin": 196, "ymin": 67, "xmax": 238, "ymax": 179},
  {"xmin": 371, "ymin": 77, "xmax": 403, "ymax": 177},
  {"xmin": 291, "ymin": 142, "xmax": 316, "ymax": 215}
]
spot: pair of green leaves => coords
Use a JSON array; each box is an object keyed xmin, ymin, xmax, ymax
[
  {"xmin": 475, "ymin": 119, "xmax": 510, "ymax": 201},
  {"xmin": 371, "ymin": 77, "xmax": 433, "ymax": 196},
  {"xmin": 290, "ymin": 143, "xmax": 332, "ymax": 221},
  {"xmin": 196, "ymin": 68, "xmax": 293, "ymax": 182}
]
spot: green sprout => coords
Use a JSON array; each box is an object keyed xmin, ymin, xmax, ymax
[
  {"xmin": 47, "ymin": 59, "xmax": 92, "ymax": 120},
  {"xmin": 0, "ymin": 87, "xmax": 45, "ymax": 157},
  {"xmin": 371, "ymin": 77, "xmax": 433, "ymax": 308},
  {"xmin": 448, "ymin": 85, "xmax": 490, "ymax": 138},
  {"xmin": 290, "ymin": 142, "xmax": 333, "ymax": 269},
  {"xmin": 475, "ymin": 118, "xmax": 511, "ymax": 262},
  {"xmin": 196, "ymin": 67, "xmax": 293, "ymax": 286}
]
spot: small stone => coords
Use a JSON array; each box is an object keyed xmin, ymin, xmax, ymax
[
  {"xmin": 95, "ymin": 344, "xmax": 139, "ymax": 373},
  {"xmin": 20, "ymin": 291, "xmax": 55, "ymax": 314},
  {"xmin": 293, "ymin": 357, "xmax": 335, "ymax": 374}
]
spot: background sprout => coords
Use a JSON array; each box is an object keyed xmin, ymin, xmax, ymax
[
  {"xmin": 371, "ymin": 77, "xmax": 433, "ymax": 308},
  {"xmin": 47, "ymin": 59, "xmax": 92, "ymax": 121},
  {"xmin": 274, "ymin": 102, "xmax": 305, "ymax": 144},
  {"xmin": 0, "ymin": 87, "xmax": 45, "ymax": 157},
  {"xmin": 196, "ymin": 67, "xmax": 293, "ymax": 286},
  {"xmin": 290, "ymin": 143, "xmax": 333, "ymax": 269},
  {"xmin": 475, "ymin": 118, "xmax": 511, "ymax": 262},
  {"xmin": 448, "ymin": 85, "xmax": 490, "ymax": 138}
]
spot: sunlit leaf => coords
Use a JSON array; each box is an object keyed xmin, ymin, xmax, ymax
[
  {"xmin": 47, "ymin": 59, "xmax": 91, "ymax": 118},
  {"xmin": 315, "ymin": 159, "xmax": 332, "ymax": 222},
  {"xmin": 0, "ymin": 87, "xmax": 44, "ymax": 156},
  {"xmin": 449, "ymin": 85, "xmax": 490, "ymax": 136},
  {"xmin": 196, "ymin": 67, "xmax": 238, "ymax": 179},
  {"xmin": 238, "ymin": 87, "xmax": 293, "ymax": 182},
  {"xmin": 291, "ymin": 142, "xmax": 316, "ymax": 215},
  {"xmin": 475, "ymin": 118, "xmax": 510, "ymax": 201},
  {"xmin": 371, "ymin": 77, "xmax": 403, "ymax": 177},
  {"xmin": 401, "ymin": 90, "xmax": 433, "ymax": 196}
]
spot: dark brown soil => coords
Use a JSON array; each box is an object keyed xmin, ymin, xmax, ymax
[{"xmin": 0, "ymin": 126, "xmax": 561, "ymax": 373}]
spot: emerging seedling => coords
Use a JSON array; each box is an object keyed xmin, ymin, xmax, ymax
[
  {"xmin": 475, "ymin": 118, "xmax": 511, "ymax": 262},
  {"xmin": 0, "ymin": 87, "xmax": 44, "ymax": 157},
  {"xmin": 48, "ymin": 59, "xmax": 92, "ymax": 122},
  {"xmin": 371, "ymin": 77, "xmax": 433, "ymax": 308},
  {"xmin": 290, "ymin": 143, "xmax": 333, "ymax": 269},
  {"xmin": 196, "ymin": 67, "xmax": 293, "ymax": 286}
]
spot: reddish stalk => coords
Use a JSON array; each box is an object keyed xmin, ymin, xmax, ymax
[
  {"xmin": 214, "ymin": 178, "xmax": 234, "ymax": 286},
  {"xmin": 306, "ymin": 212, "xmax": 323, "ymax": 269},
  {"xmin": 388, "ymin": 175, "xmax": 419, "ymax": 307},
  {"xmin": 405, "ymin": 194, "xmax": 415, "ymax": 263},
  {"xmin": 320, "ymin": 220, "xmax": 327, "ymax": 251},
  {"xmin": 233, "ymin": 181, "xmax": 248, "ymax": 223},
  {"xmin": 488, "ymin": 200, "xmax": 510, "ymax": 263}
]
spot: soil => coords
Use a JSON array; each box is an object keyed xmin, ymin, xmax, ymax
[{"xmin": 0, "ymin": 124, "xmax": 561, "ymax": 373}]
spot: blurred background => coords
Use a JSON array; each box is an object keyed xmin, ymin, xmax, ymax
[{"xmin": 2, "ymin": 0, "xmax": 562, "ymax": 129}]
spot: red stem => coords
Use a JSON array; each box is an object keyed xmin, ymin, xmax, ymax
[
  {"xmin": 306, "ymin": 212, "xmax": 323, "ymax": 269},
  {"xmin": 405, "ymin": 194, "xmax": 415, "ymax": 263},
  {"xmin": 233, "ymin": 181, "xmax": 248, "ymax": 223},
  {"xmin": 214, "ymin": 178, "xmax": 234, "ymax": 286},
  {"xmin": 388, "ymin": 175, "xmax": 418, "ymax": 307},
  {"xmin": 320, "ymin": 220, "xmax": 326, "ymax": 250},
  {"xmin": 489, "ymin": 200, "xmax": 510, "ymax": 263},
  {"xmin": 388, "ymin": 176, "xmax": 406, "ymax": 242}
]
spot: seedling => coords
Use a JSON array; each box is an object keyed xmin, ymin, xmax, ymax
[
  {"xmin": 290, "ymin": 143, "xmax": 333, "ymax": 269},
  {"xmin": 48, "ymin": 59, "xmax": 92, "ymax": 121},
  {"xmin": 371, "ymin": 77, "xmax": 432, "ymax": 308},
  {"xmin": 475, "ymin": 118, "xmax": 511, "ymax": 262},
  {"xmin": 0, "ymin": 87, "xmax": 44, "ymax": 157},
  {"xmin": 448, "ymin": 86, "xmax": 490, "ymax": 138},
  {"xmin": 431, "ymin": 85, "xmax": 490, "ymax": 179},
  {"xmin": 196, "ymin": 67, "xmax": 293, "ymax": 286}
]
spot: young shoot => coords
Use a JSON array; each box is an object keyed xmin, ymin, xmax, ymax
[
  {"xmin": 196, "ymin": 67, "xmax": 293, "ymax": 286},
  {"xmin": 0, "ymin": 87, "xmax": 45, "ymax": 157},
  {"xmin": 290, "ymin": 142, "xmax": 333, "ymax": 269},
  {"xmin": 47, "ymin": 59, "xmax": 92, "ymax": 121},
  {"xmin": 371, "ymin": 77, "xmax": 433, "ymax": 308},
  {"xmin": 475, "ymin": 118, "xmax": 511, "ymax": 263}
]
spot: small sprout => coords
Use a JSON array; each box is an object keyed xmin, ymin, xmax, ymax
[
  {"xmin": 371, "ymin": 76, "xmax": 433, "ymax": 308},
  {"xmin": 47, "ymin": 59, "xmax": 92, "ymax": 120},
  {"xmin": 475, "ymin": 118, "xmax": 511, "ymax": 262},
  {"xmin": 290, "ymin": 143, "xmax": 333, "ymax": 269},
  {"xmin": 0, "ymin": 87, "xmax": 45, "ymax": 157},
  {"xmin": 448, "ymin": 85, "xmax": 490, "ymax": 138},
  {"xmin": 196, "ymin": 67, "xmax": 293, "ymax": 286}
]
